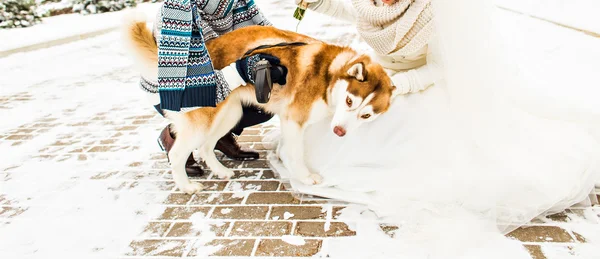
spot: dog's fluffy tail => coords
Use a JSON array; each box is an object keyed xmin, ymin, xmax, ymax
[{"xmin": 122, "ymin": 12, "xmax": 158, "ymax": 79}]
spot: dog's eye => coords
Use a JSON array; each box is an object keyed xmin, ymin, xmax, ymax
[
  {"xmin": 346, "ymin": 96, "xmax": 352, "ymax": 107},
  {"xmin": 361, "ymin": 114, "xmax": 371, "ymax": 119}
]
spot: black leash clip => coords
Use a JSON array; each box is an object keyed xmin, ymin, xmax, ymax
[{"xmin": 254, "ymin": 59, "xmax": 273, "ymax": 104}]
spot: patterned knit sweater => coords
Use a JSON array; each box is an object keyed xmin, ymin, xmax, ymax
[{"xmin": 140, "ymin": 0, "xmax": 271, "ymax": 111}]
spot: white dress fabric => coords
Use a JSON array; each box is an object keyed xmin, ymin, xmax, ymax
[{"xmin": 277, "ymin": 0, "xmax": 600, "ymax": 233}]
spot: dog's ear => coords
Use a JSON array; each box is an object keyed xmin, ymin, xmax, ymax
[{"xmin": 347, "ymin": 62, "xmax": 366, "ymax": 82}]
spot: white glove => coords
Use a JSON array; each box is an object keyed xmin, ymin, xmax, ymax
[{"xmin": 221, "ymin": 63, "xmax": 247, "ymax": 90}]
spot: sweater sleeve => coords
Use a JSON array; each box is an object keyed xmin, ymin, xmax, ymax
[
  {"xmin": 391, "ymin": 63, "xmax": 438, "ymax": 95},
  {"xmin": 306, "ymin": 0, "xmax": 357, "ymax": 23}
]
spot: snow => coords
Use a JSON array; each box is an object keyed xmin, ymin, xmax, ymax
[
  {"xmin": 245, "ymin": 183, "xmax": 262, "ymax": 191},
  {"xmin": 0, "ymin": 3, "xmax": 161, "ymax": 55},
  {"xmin": 497, "ymin": 0, "xmax": 600, "ymax": 35},
  {"xmin": 283, "ymin": 212, "xmax": 294, "ymax": 220},
  {"xmin": 542, "ymin": 244, "xmax": 600, "ymax": 259},
  {"xmin": 206, "ymin": 193, "xmax": 220, "ymax": 203},
  {"xmin": 188, "ymin": 212, "xmax": 223, "ymax": 257},
  {"xmin": 281, "ymin": 235, "xmax": 306, "ymax": 246},
  {"xmin": 229, "ymin": 181, "xmax": 249, "ymax": 198},
  {"xmin": 324, "ymin": 221, "xmax": 331, "ymax": 232},
  {"xmin": 220, "ymin": 208, "xmax": 232, "ymax": 215},
  {"xmin": 0, "ymin": 0, "xmax": 598, "ymax": 258}
]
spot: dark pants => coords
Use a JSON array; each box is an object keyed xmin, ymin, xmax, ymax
[{"xmin": 154, "ymin": 104, "xmax": 273, "ymax": 136}]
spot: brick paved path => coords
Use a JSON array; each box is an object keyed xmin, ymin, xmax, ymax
[{"xmin": 1, "ymin": 1, "xmax": 599, "ymax": 258}]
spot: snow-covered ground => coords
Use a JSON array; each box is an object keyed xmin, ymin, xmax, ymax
[
  {"xmin": 498, "ymin": 0, "xmax": 600, "ymax": 35},
  {"xmin": 0, "ymin": 2, "xmax": 161, "ymax": 55},
  {"xmin": 0, "ymin": 0, "xmax": 599, "ymax": 258}
]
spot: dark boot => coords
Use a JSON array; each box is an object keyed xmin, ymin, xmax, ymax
[
  {"xmin": 215, "ymin": 132, "xmax": 260, "ymax": 161},
  {"xmin": 157, "ymin": 125, "xmax": 204, "ymax": 177}
]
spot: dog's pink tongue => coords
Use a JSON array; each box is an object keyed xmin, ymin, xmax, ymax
[{"xmin": 333, "ymin": 126, "xmax": 346, "ymax": 137}]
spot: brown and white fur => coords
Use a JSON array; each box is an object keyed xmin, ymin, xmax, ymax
[{"xmin": 123, "ymin": 15, "xmax": 398, "ymax": 194}]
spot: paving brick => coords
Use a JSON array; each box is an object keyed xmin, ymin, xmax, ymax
[
  {"xmin": 157, "ymin": 207, "xmax": 211, "ymax": 220},
  {"xmin": 524, "ymin": 245, "xmax": 547, "ymax": 259},
  {"xmin": 0, "ymin": 207, "xmax": 28, "ymax": 218},
  {"xmin": 295, "ymin": 222, "xmax": 356, "ymax": 237},
  {"xmin": 10, "ymin": 128, "xmax": 36, "ymax": 134},
  {"xmin": 126, "ymin": 239, "xmax": 186, "ymax": 257},
  {"xmin": 108, "ymin": 180, "xmax": 174, "ymax": 192},
  {"xmin": 163, "ymin": 193, "xmax": 193, "ymax": 205},
  {"xmin": 261, "ymin": 170, "xmax": 276, "ymax": 179},
  {"xmin": 138, "ymin": 222, "xmax": 171, "ymax": 238},
  {"xmin": 132, "ymin": 119, "xmax": 148, "ymax": 125},
  {"xmin": 300, "ymin": 199, "xmax": 330, "ymax": 205},
  {"xmin": 166, "ymin": 222, "xmax": 229, "ymax": 237},
  {"xmin": 210, "ymin": 169, "xmax": 261, "ymax": 180},
  {"xmin": 246, "ymin": 192, "xmax": 301, "ymax": 205},
  {"xmin": 189, "ymin": 181, "xmax": 228, "ymax": 191},
  {"xmin": 256, "ymin": 239, "xmax": 322, "ymax": 257},
  {"xmin": 546, "ymin": 212, "xmax": 569, "ymax": 222},
  {"xmin": 90, "ymin": 171, "xmax": 120, "ymax": 180},
  {"xmin": 241, "ymin": 128, "xmax": 261, "ymax": 135},
  {"xmin": 190, "ymin": 193, "xmax": 244, "ymax": 205},
  {"xmin": 226, "ymin": 181, "xmax": 280, "ymax": 192},
  {"xmin": 117, "ymin": 126, "xmax": 138, "ymax": 131},
  {"xmin": 230, "ymin": 221, "xmax": 292, "ymax": 237},
  {"xmin": 31, "ymin": 122, "xmax": 58, "ymax": 128},
  {"xmin": 380, "ymin": 224, "xmax": 399, "ymax": 238},
  {"xmin": 572, "ymin": 231, "xmax": 588, "ymax": 243},
  {"xmin": 50, "ymin": 139, "xmax": 80, "ymax": 146},
  {"xmin": 87, "ymin": 146, "xmax": 120, "ymax": 152},
  {"xmin": 117, "ymin": 170, "xmax": 162, "ymax": 180},
  {"xmin": 243, "ymin": 160, "xmax": 270, "ymax": 169},
  {"xmin": 99, "ymin": 138, "xmax": 118, "ymax": 145},
  {"xmin": 220, "ymin": 160, "xmax": 245, "ymax": 168},
  {"xmin": 239, "ymin": 143, "xmax": 273, "ymax": 151},
  {"xmin": 211, "ymin": 206, "xmax": 269, "ymax": 220},
  {"xmin": 270, "ymin": 206, "xmax": 326, "ymax": 220},
  {"xmin": 188, "ymin": 239, "xmax": 256, "ymax": 257},
  {"xmin": 6, "ymin": 135, "xmax": 33, "ymax": 140},
  {"xmin": 507, "ymin": 226, "xmax": 574, "ymax": 243},
  {"xmin": 236, "ymin": 135, "xmax": 264, "ymax": 142},
  {"xmin": 332, "ymin": 206, "xmax": 346, "ymax": 219}
]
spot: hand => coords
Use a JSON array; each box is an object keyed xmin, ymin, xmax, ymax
[{"xmin": 235, "ymin": 54, "xmax": 288, "ymax": 85}]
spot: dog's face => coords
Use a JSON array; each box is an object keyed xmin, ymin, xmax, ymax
[{"xmin": 329, "ymin": 55, "xmax": 395, "ymax": 137}]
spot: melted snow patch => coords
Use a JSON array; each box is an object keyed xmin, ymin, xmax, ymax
[
  {"xmin": 281, "ymin": 235, "xmax": 306, "ymax": 246},
  {"xmin": 187, "ymin": 212, "xmax": 222, "ymax": 257},
  {"xmin": 229, "ymin": 182, "xmax": 247, "ymax": 198}
]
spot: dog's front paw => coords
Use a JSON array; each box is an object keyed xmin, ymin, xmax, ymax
[
  {"xmin": 298, "ymin": 173, "xmax": 323, "ymax": 185},
  {"xmin": 178, "ymin": 182, "xmax": 204, "ymax": 194},
  {"xmin": 214, "ymin": 169, "xmax": 235, "ymax": 180}
]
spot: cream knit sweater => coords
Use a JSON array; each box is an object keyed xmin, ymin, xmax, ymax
[{"xmin": 303, "ymin": 0, "xmax": 437, "ymax": 94}]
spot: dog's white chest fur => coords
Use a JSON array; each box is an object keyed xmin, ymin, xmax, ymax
[{"xmin": 306, "ymin": 100, "xmax": 330, "ymax": 125}]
